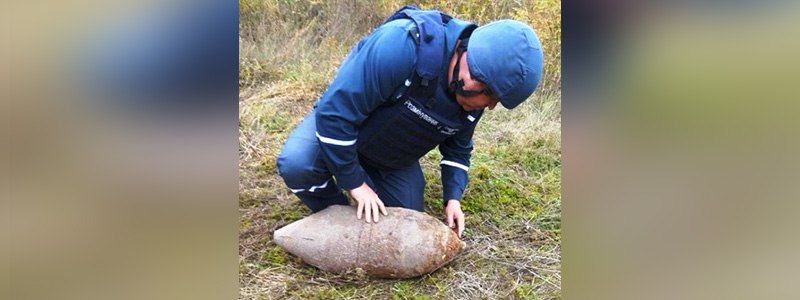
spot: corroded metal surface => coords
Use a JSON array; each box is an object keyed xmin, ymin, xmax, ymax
[{"xmin": 273, "ymin": 205, "xmax": 464, "ymax": 278}]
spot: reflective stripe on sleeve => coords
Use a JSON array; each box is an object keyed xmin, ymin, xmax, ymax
[
  {"xmin": 315, "ymin": 132, "xmax": 357, "ymax": 146},
  {"xmin": 440, "ymin": 160, "xmax": 469, "ymax": 171}
]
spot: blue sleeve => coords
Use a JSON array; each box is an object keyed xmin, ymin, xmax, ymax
[
  {"xmin": 439, "ymin": 111, "xmax": 483, "ymax": 205},
  {"xmin": 314, "ymin": 23, "xmax": 416, "ymax": 190}
]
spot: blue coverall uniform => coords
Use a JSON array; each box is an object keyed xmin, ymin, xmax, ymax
[{"xmin": 277, "ymin": 14, "xmax": 482, "ymax": 213}]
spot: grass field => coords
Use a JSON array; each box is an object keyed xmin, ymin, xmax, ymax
[{"xmin": 239, "ymin": 1, "xmax": 561, "ymax": 298}]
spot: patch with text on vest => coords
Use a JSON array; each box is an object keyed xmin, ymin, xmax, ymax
[{"xmin": 404, "ymin": 100, "xmax": 459, "ymax": 136}]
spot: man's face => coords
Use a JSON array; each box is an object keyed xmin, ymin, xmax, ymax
[{"xmin": 451, "ymin": 51, "xmax": 500, "ymax": 111}]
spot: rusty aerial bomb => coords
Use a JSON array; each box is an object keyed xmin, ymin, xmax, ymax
[{"xmin": 273, "ymin": 205, "xmax": 464, "ymax": 278}]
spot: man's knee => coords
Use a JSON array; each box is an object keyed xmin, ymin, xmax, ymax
[
  {"xmin": 374, "ymin": 175, "xmax": 426, "ymax": 211},
  {"xmin": 276, "ymin": 149, "xmax": 311, "ymax": 184}
]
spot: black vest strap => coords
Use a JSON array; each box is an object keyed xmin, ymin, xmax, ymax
[{"xmin": 384, "ymin": 5, "xmax": 447, "ymax": 107}]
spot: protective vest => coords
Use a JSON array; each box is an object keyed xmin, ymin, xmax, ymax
[{"xmin": 356, "ymin": 6, "xmax": 478, "ymax": 170}]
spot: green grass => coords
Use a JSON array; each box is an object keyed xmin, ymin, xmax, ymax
[{"xmin": 239, "ymin": 0, "xmax": 561, "ymax": 299}]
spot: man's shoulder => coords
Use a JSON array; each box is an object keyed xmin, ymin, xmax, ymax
[
  {"xmin": 370, "ymin": 19, "xmax": 417, "ymax": 49},
  {"xmin": 380, "ymin": 18, "xmax": 415, "ymax": 30},
  {"xmin": 365, "ymin": 20, "xmax": 417, "ymax": 65}
]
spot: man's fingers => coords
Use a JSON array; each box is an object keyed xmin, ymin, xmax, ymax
[
  {"xmin": 371, "ymin": 200, "xmax": 379, "ymax": 223},
  {"xmin": 364, "ymin": 200, "xmax": 372, "ymax": 223},
  {"xmin": 446, "ymin": 211, "xmax": 455, "ymax": 228},
  {"xmin": 456, "ymin": 213, "xmax": 465, "ymax": 237},
  {"xmin": 357, "ymin": 200, "xmax": 364, "ymax": 220},
  {"xmin": 378, "ymin": 200, "xmax": 388, "ymax": 216}
]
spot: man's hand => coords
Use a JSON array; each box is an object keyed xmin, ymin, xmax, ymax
[
  {"xmin": 347, "ymin": 183, "xmax": 388, "ymax": 223},
  {"xmin": 444, "ymin": 199, "xmax": 465, "ymax": 237}
]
